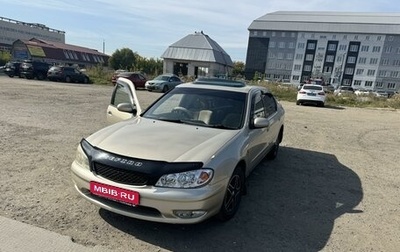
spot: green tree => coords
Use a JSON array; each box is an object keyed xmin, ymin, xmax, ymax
[
  {"xmin": 232, "ymin": 61, "xmax": 245, "ymax": 77},
  {"xmin": 0, "ymin": 51, "xmax": 11, "ymax": 66},
  {"xmin": 108, "ymin": 48, "xmax": 138, "ymax": 70}
]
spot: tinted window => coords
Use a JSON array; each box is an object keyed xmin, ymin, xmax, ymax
[
  {"xmin": 111, "ymin": 83, "xmax": 132, "ymax": 106},
  {"xmin": 303, "ymin": 85, "xmax": 323, "ymax": 90},
  {"xmin": 263, "ymin": 93, "xmax": 277, "ymax": 117}
]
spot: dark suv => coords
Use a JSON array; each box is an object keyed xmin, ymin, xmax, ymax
[
  {"xmin": 47, "ymin": 66, "xmax": 90, "ymax": 84},
  {"xmin": 20, "ymin": 60, "xmax": 50, "ymax": 80},
  {"xmin": 4, "ymin": 61, "xmax": 21, "ymax": 78}
]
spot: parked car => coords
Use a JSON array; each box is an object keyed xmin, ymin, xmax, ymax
[
  {"xmin": 372, "ymin": 90, "xmax": 389, "ymax": 98},
  {"xmin": 296, "ymin": 84, "xmax": 326, "ymax": 107},
  {"xmin": 47, "ymin": 66, "xmax": 89, "ymax": 83},
  {"xmin": 71, "ymin": 77, "xmax": 285, "ymax": 224},
  {"xmin": 354, "ymin": 89, "xmax": 373, "ymax": 96},
  {"xmin": 334, "ymin": 86, "xmax": 355, "ymax": 96},
  {"xmin": 3, "ymin": 61, "xmax": 21, "ymax": 78},
  {"xmin": 145, "ymin": 73, "xmax": 183, "ymax": 92},
  {"xmin": 112, "ymin": 71, "xmax": 147, "ymax": 88},
  {"xmin": 20, "ymin": 60, "xmax": 50, "ymax": 80},
  {"xmin": 111, "ymin": 69, "xmax": 128, "ymax": 85},
  {"xmin": 321, "ymin": 84, "xmax": 335, "ymax": 93}
]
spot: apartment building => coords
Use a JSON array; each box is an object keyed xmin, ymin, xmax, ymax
[
  {"xmin": 0, "ymin": 16, "xmax": 65, "ymax": 52},
  {"xmin": 245, "ymin": 11, "xmax": 400, "ymax": 92}
]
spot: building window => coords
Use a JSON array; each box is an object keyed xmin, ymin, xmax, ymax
[
  {"xmin": 328, "ymin": 44, "xmax": 337, "ymax": 51},
  {"xmin": 388, "ymin": 82, "xmax": 396, "ymax": 89},
  {"xmin": 354, "ymin": 80, "xmax": 362, "ymax": 86},
  {"xmin": 277, "ymin": 53, "xmax": 284, "ymax": 59},
  {"xmin": 343, "ymin": 79, "xmax": 352, "ymax": 85},
  {"xmin": 388, "ymin": 36, "xmax": 394, "ymax": 41},
  {"xmin": 288, "ymin": 42, "xmax": 295, "ymax": 49},
  {"xmin": 303, "ymin": 65, "xmax": 312, "ymax": 71},
  {"xmin": 348, "ymin": 56, "xmax": 356, "ymax": 64},
  {"xmin": 253, "ymin": 31, "xmax": 258, "ymax": 36},
  {"xmin": 292, "ymin": 75, "xmax": 300, "ymax": 80},
  {"xmin": 268, "ymin": 52, "xmax": 275, "ymax": 59},
  {"xmin": 307, "ymin": 43, "xmax": 316, "ymax": 50},
  {"xmin": 356, "ymin": 69, "xmax": 364, "ymax": 75},
  {"xmin": 349, "ymin": 44, "xmax": 359, "ymax": 52},
  {"xmin": 367, "ymin": 69, "xmax": 376, "ymax": 76},
  {"xmin": 354, "ymin": 35, "xmax": 359, "ymax": 40},
  {"xmin": 326, "ymin": 55, "xmax": 334, "ymax": 62},
  {"xmin": 377, "ymin": 36, "xmax": 382, "ymax": 41},
  {"xmin": 297, "ymin": 42, "xmax": 305, "ymax": 49},
  {"xmin": 358, "ymin": 57, "xmax": 367, "ymax": 64},
  {"xmin": 375, "ymin": 82, "xmax": 383, "ymax": 88},
  {"xmin": 339, "ymin": 44, "xmax": 347, "ymax": 51},
  {"xmin": 305, "ymin": 54, "xmax": 313, "ymax": 61},
  {"xmin": 366, "ymin": 36, "xmax": 370, "ymax": 40},
  {"xmin": 281, "ymin": 32, "xmax": 285, "ymax": 37},
  {"xmin": 365, "ymin": 81, "xmax": 373, "ymax": 87},
  {"xmin": 263, "ymin": 31, "xmax": 267, "ymax": 36},
  {"xmin": 291, "ymin": 32, "xmax": 296, "ymax": 38},
  {"xmin": 370, "ymin": 58, "xmax": 378, "ymax": 64},
  {"xmin": 381, "ymin": 58, "xmax": 390, "ymax": 65},
  {"xmin": 295, "ymin": 53, "xmax": 303, "ymax": 60},
  {"xmin": 361, "ymin": 45, "xmax": 369, "ymax": 52},
  {"xmin": 279, "ymin": 42, "xmax": 285, "ymax": 48},
  {"xmin": 286, "ymin": 53, "xmax": 293, "ymax": 60},
  {"xmin": 372, "ymin": 46, "xmax": 381, "ymax": 52},
  {"xmin": 333, "ymin": 34, "xmax": 337, "ymax": 39},
  {"xmin": 384, "ymin": 46, "xmax": 393, "ymax": 53},
  {"xmin": 343, "ymin": 35, "xmax": 347, "ymax": 40},
  {"xmin": 378, "ymin": 70, "xmax": 387, "ymax": 77},
  {"xmin": 269, "ymin": 41, "xmax": 276, "ymax": 48},
  {"xmin": 272, "ymin": 31, "xmax": 276, "ymax": 37},
  {"xmin": 323, "ymin": 66, "xmax": 332, "ymax": 73},
  {"xmin": 63, "ymin": 50, "xmax": 70, "ymax": 59},
  {"xmin": 345, "ymin": 67, "xmax": 354, "ymax": 75},
  {"xmin": 393, "ymin": 60, "xmax": 400, "ymax": 66},
  {"xmin": 294, "ymin": 64, "xmax": 301, "ymax": 71},
  {"xmin": 390, "ymin": 71, "xmax": 399, "ymax": 78}
]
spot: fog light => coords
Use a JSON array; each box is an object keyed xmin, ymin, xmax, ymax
[{"xmin": 173, "ymin": 210, "xmax": 206, "ymax": 219}]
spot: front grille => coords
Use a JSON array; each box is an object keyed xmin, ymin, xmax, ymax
[{"xmin": 93, "ymin": 162, "xmax": 149, "ymax": 186}]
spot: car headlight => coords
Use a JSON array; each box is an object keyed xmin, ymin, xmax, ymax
[
  {"xmin": 155, "ymin": 169, "xmax": 213, "ymax": 188},
  {"xmin": 74, "ymin": 142, "xmax": 90, "ymax": 170}
]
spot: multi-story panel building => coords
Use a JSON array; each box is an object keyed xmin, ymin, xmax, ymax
[
  {"xmin": 0, "ymin": 16, "xmax": 65, "ymax": 52},
  {"xmin": 245, "ymin": 11, "xmax": 400, "ymax": 92}
]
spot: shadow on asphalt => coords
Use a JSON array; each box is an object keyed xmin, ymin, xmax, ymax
[{"xmin": 99, "ymin": 146, "xmax": 363, "ymax": 252}]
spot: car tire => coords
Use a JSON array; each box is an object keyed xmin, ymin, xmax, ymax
[
  {"xmin": 217, "ymin": 166, "xmax": 244, "ymax": 222},
  {"xmin": 266, "ymin": 137, "xmax": 280, "ymax": 160},
  {"xmin": 162, "ymin": 85, "xmax": 169, "ymax": 93},
  {"xmin": 65, "ymin": 76, "xmax": 71, "ymax": 83},
  {"xmin": 296, "ymin": 101, "xmax": 300, "ymax": 105},
  {"xmin": 8, "ymin": 75, "xmax": 14, "ymax": 78},
  {"xmin": 37, "ymin": 72, "xmax": 45, "ymax": 80},
  {"xmin": 83, "ymin": 77, "xmax": 89, "ymax": 84}
]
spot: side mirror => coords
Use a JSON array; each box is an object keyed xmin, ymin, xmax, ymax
[
  {"xmin": 117, "ymin": 103, "xmax": 137, "ymax": 115},
  {"xmin": 253, "ymin": 117, "xmax": 270, "ymax": 128}
]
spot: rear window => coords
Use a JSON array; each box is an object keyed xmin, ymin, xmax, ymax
[
  {"xmin": 303, "ymin": 85, "xmax": 323, "ymax": 90},
  {"xmin": 49, "ymin": 66, "xmax": 61, "ymax": 71}
]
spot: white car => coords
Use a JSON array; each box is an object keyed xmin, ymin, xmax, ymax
[
  {"xmin": 296, "ymin": 84, "xmax": 326, "ymax": 107},
  {"xmin": 71, "ymin": 77, "xmax": 285, "ymax": 224}
]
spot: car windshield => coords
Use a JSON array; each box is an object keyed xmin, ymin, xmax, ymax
[
  {"xmin": 143, "ymin": 87, "xmax": 246, "ymax": 129},
  {"xmin": 154, "ymin": 75, "xmax": 170, "ymax": 81},
  {"xmin": 303, "ymin": 85, "xmax": 323, "ymax": 90}
]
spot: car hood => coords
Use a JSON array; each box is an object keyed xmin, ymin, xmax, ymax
[{"xmin": 86, "ymin": 117, "xmax": 240, "ymax": 162}]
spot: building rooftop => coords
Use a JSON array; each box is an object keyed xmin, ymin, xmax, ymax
[{"xmin": 249, "ymin": 11, "xmax": 400, "ymax": 34}]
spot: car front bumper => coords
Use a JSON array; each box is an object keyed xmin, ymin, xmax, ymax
[{"xmin": 71, "ymin": 161, "xmax": 227, "ymax": 224}]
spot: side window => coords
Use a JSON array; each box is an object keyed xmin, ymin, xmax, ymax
[
  {"xmin": 252, "ymin": 92, "xmax": 266, "ymax": 119},
  {"xmin": 111, "ymin": 83, "xmax": 132, "ymax": 106},
  {"xmin": 262, "ymin": 93, "xmax": 277, "ymax": 117}
]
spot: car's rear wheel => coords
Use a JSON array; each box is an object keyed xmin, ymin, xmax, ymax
[
  {"xmin": 296, "ymin": 101, "xmax": 300, "ymax": 105},
  {"xmin": 217, "ymin": 166, "xmax": 244, "ymax": 221},
  {"xmin": 83, "ymin": 77, "xmax": 89, "ymax": 84},
  {"xmin": 37, "ymin": 72, "xmax": 45, "ymax": 80},
  {"xmin": 65, "ymin": 76, "xmax": 71, "ymax": 83},
  {"xmin": 266, "ymin": 129, "xmax": 283, "ymax": 160}
]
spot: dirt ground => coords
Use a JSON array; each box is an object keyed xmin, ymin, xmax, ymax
[{"xmin": 0, "ymin": 75, "xmax": 399, "ymax": 252}]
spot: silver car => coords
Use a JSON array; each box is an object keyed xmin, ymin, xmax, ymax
[{"xmin": 71, "ymin": 77, "xmax": 285, "ymax": 224}]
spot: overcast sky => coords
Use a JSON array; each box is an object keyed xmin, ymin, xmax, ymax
[{"xmin": 1, "ymin": 0, "xmax": 399, "ymax": 61}]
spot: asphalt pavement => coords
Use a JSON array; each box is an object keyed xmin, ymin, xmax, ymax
[{"xmin": 0, "ymin": 216, "xmax": 107, "ymax": 252}]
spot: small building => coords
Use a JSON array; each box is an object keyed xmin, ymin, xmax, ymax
[
  {"xmin": 161, "ymin": 31, "xmax": 233, "ymax": 78},
  {"xmin": 11, "ymin": 38, "xmax": 109, "ymax": 68}
]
